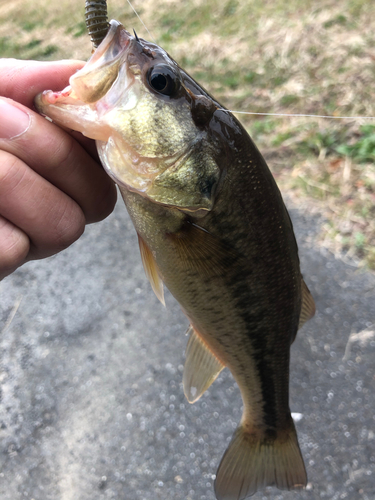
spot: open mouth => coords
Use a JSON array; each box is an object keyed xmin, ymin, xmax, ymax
[
  {"xmin": 34, "ymin": 20, "xmax": 133, "ymax": 142},
  {"xmin": 36, "ymin": 20, "xmax": 131, "ymax": 109}
]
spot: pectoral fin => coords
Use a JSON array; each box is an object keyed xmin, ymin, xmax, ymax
[
  {"xmin": 298, "ymin": 279, "xmax": 315, "ymax": 330},
  {"xmin": 138, "ymin": 234, "xmax": 165, "ymax": 306},
  {"xmin": 183, "ymin": 325, "xmax": 225, "ymax": 403},
  {"xmin": 167, "ymin": 221, "xmax": 239, "ymax": 279}
]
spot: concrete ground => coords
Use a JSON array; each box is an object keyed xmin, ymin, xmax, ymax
[{"xmin": 0, "ymin": 194, "xmax": 374, "ymax": 500}]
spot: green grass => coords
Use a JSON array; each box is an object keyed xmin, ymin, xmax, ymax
[
  {"xmin": 0, "ymin": 35, "xmax": 58, "ymax": 60},
  {"xmin": 336, "ymin": 125, "xmax": 375, "ymax": 163},
  {"xmin": 1, "ymin": 0, "xmax": 374, "ymax": 268}
]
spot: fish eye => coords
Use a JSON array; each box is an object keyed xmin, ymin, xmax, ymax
[{"xmin": 147, "ymin": 65, "xmax": 179, "ymax": 96}]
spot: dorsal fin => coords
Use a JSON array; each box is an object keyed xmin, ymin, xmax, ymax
[
  {"xmin": 298, "ymin": 279, "xmax": 315, "ymax": 330},
  {"xmin": 183, "ymin": 325, "xmax": 225, "ymax": 403},
  {"xmin": 137, "ymin": 234, "xmax": 165, "ymax": 306}
]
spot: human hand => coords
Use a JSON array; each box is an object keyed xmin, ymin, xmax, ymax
[{"xmin": 0, "ymin": 59, "xmax": 117, "ymax": 280}]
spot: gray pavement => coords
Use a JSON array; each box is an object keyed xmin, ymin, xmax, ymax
[{"xmin": 0, "ymin": 193, "xmax": 374, "ymax": 500}]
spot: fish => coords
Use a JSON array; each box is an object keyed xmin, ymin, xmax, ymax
[{"xmin": 35, "ymin": 19, "xmax": 316, "ymax": 500}]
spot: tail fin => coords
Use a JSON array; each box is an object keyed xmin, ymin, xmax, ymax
[{"xmin": 214, "ymin": 423, "xmax": 307, "ymax": 500}]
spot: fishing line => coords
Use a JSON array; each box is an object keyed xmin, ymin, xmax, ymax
[
  {"xmin": 125, "ymin": 0, "xmax": 374, "ymax": 122},
  {"xmin": 125, "ymin": 0, "xmax": 156, "ymax": 44},
  {"xmin": 227, "ymin": 111, "xmax": 375, "ymax": 120}
]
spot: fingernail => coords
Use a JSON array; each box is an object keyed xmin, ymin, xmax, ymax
[{"xmin": 0, "ymin": 99, "xmax": 31, "ymax": 140}]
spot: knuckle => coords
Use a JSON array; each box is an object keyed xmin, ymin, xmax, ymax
[
  {"xmin": 52, "ymin": 200, "xmax": 85, "ymax": 252},
  {"xmin": 0, "ymin": 151, "xmax": 25, "ymax": 196},
  {"xmin": 86, "ymin": 180, "xmax": 117, "ymax": 223},
  {"xmin": 0, "ymin": 219, "xmax": 30, "ymax": 278},
  {"xmin": 50, "ymin": 133, "xmax": 76, "ymax": 171}
]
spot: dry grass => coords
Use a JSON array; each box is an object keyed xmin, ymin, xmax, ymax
[{"xmin": 1, "ymin": 0, "xmax": 375, "ymax": 268}]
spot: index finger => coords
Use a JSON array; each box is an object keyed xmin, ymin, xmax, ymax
[{"xmin": 0, "ymin": 59, "xmax": 85, "ymax": 109}]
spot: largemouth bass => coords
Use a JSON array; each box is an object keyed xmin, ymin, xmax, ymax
[{"xmin": 35, "ymin": 20, "xmax": 316, "ymax": 500}]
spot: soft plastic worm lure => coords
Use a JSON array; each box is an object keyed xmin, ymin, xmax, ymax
[{"xmin": 85, "ymin": 0, "xmax": 109, "ymax": 49}]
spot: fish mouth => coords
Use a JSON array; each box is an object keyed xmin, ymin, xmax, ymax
[
  {"xmin": 34, "ymin": 20, "xmax": 132, "ymax": 140},
  {"xmin": 70, "ymin": 20, "xmax": 131, "ymax": 104}
]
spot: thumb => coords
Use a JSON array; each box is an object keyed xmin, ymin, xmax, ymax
[{"xmin": 0, "ymin": 59, "xmax": 85, "ymax": 109}]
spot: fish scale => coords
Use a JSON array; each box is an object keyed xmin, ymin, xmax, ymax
[
  {"xmin": 123, "ymin": 164, "xmax": 297, "ymax": 429},
  {"xmin": 35, "ymin": 18, "xmax": 315, "ymax": 500}
]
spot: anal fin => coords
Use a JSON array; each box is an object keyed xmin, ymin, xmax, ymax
[
  {"xmin": 183, "ymin": 325, "xmax": 225, "ymax": 403},
  {"xmin": 138, "ymin": 234, "xmax": 165, "ymax": 306}
]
